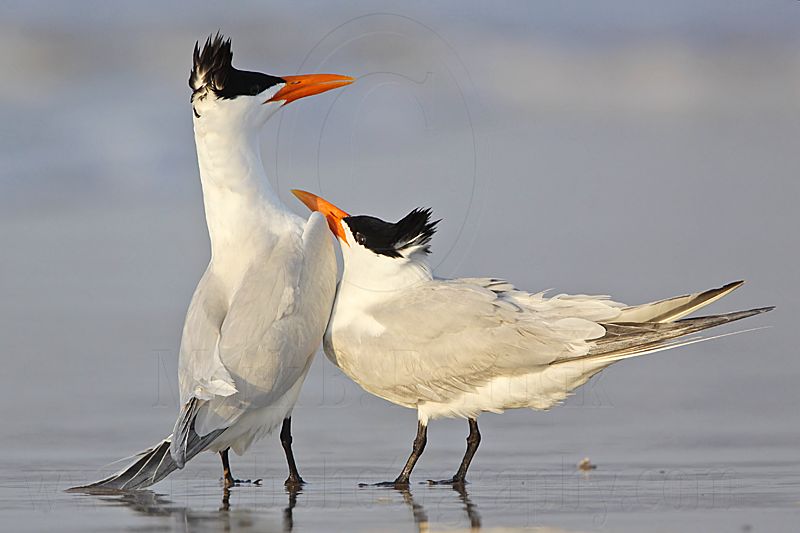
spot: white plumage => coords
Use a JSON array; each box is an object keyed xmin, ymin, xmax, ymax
[
  {"xmin": 293, "ymin": 190, "xmax": 772, "ymax": 486},
  {"xmin": 73, "ymin": 35, "xmax": 352, "ymax": 490},
  {"xmin": 327, "ymin": 276, "xmax": 622, "ymax": 419}
]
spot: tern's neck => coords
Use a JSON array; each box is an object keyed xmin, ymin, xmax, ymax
[
  {"xmin": 341, "ymin": 253, "xmax": 433, "ymax": 295},
  {"xmin": 193, "ymin": 119, "xmax": 286, "ymax": 253}
]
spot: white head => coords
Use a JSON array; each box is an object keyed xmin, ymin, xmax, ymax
[
  {"xmin": 292, "ymin": 190, "xmax": 439, "ymax": 289},
  {"xmin": 189, "ymin": 33, "xmax": 354, "ymax": 132}
]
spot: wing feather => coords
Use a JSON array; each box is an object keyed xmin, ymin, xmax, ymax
[
  {"xmin": 329, "ymin": 278, "xmax": 623, "ymax": 406},
  {"xmin": 612, "ymin": 281, "xmax": 744, "ymax": 323},
  {"xmin": 177, "ymin": 267, "xmax": 235, "ymax": 405},
  {"xmin": 194, "ymin": 212, "xmax": 337, "ymax": 435},
  {"xmin": 326, "ymin": 277, "xmax": 770, "ymax": 414}
]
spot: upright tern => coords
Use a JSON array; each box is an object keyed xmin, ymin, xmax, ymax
[
  {"xmin": 292, "ymin": 190, "xmax": 773, "ymax": 487},
  {"xmin": 74, "ymin": 35, "xmax": 353, "ymax": 490}
]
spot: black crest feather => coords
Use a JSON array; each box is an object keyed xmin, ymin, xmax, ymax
[
  {"xmin": 345, "ymin": 208, "xmax": 440, "ymax": 258},
  {"xmin": 190, "ymin": 32, "xmax": 283, "ymax": 100},
  {"xmin": 190, "ymin": 32, "xmax": 233, "ymax": 92}
]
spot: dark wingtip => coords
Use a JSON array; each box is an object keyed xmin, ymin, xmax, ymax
[
  {"xmin": 726, "ymin": 280, "xmax": 745, "ymax": 289},
  {"xmin": 712, "ymin": 306, "xmax": 774, "ymax": 323},
  {"xmin": 734, "ymin": 305, "xmax": 775, "ymax": 317}
]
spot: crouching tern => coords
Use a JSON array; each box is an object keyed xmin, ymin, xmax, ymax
[
  {"xmin": 72, "ymin": 35, "xmax": 353, "ymax": 491},
  {"xmin": 292, "ymin": 190, "xmax": 773, "ymax": 487}
]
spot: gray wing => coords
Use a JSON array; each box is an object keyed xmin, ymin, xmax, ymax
[
  {"xmin": 172, "ymin": 212, "xmax": 336, "ymax": 463},
  {"xmin": 171, "ymin": 265, "xmax": 234, "ymax": 464},
  {"xmin": 193, "ymin": 212, "xmax": 337, "ymax": 435},
  {"xmin": 176, "ymin": 267, "xmax": 235, "ymax": 405},
  {"xmin": 332, "ymin": 278, "xmax": 623, "ymax": 406}
]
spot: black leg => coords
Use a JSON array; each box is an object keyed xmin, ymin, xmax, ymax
[
  {"xmin": 220, "ymin": 448, "xmax": 236, "ymax": 488},
  {"xmin": 454, "ymin": 418, "xmax": 481, "ymax": 482},
  {"xmin": 219, "ymin": 448, "xmax": 262, "ymax": 487},
  {"xmin": 280, "ymin": 417, "xmax": 305, "ymax": 487},
  {"xmin": 428, "ymin": 418, "xmax": 480, "ymax": 486},
  {"xmin": 364, "ymin": 421, "xmax": 428, "ymax": 488}
]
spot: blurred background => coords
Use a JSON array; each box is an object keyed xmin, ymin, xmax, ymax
[{"xmin": 0, "ymin": 1, "xmax": 798, "ymax": 531}]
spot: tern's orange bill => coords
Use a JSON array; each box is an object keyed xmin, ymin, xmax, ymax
[
  {"xmin": 291, "ymin": 189, "xmax": 350, "ymax": 244},
  {"xmin": 267, "ymin": 74, "xmax": 354, "ymax": 105}
]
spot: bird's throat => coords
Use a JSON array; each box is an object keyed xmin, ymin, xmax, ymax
[{"xmin": 193, "ymin": 123, "xmax": 283, "ymax": 260}]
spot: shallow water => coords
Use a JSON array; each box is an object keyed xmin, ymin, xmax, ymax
[
  {"xmin": 6, "ymin": 445, "xmax": 800, "ymax": 532},
  {"xmin": 3, "ymin": 374, "xmax": 799, "ymax": 533}
]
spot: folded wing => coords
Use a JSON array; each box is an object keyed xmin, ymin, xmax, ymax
[
  {"xmin": 338, "ymin": 278, "xmax": 623, "ymax": 406},
  {"xmin": 172, "ymin": 212, "xmax": 336, "ymax": 459}
]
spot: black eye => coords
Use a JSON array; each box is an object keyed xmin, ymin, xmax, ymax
[
  {"xmin": 250, "ymin": 84, "xmax": 262, "ymax": 95},
  {"xmin": 354, "ymin": 232, "xmax": 366, "ymax": 245}
]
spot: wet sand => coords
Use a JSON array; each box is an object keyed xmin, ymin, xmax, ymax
[
  {"xmin": 5, "ymin": 453, "xmax": 799, "ymax": 532},
  {"xmin": 3, "ymin": 372, "xmax": 798, "ymax": 532}
]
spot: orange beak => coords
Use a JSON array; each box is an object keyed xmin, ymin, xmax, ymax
[
  {"xmin": 291, "ymin": 189, "xmax": 350, "ymax": 244},
  {"xmin": 267, "ymin": 74, "xmax": 354, "ymax": 105}
]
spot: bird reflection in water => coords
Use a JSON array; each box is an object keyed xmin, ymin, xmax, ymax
[
  {"xmin": 394, "ymin": 484, "xmax": 481, "ymax": 532},
  {"xmin": 71, "ymin": 482, "xmax": 480, "ymax": 531},
  {"xmin": 454, "ymin": 484, "xmax": 482, "ymax": 530},
  {"xmin": 75, "ymin": 485, "xmax": 301, "ymax": 532}
]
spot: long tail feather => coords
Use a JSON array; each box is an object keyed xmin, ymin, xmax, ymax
[{"xmin": 68, "ymin": 427, "xmax": 224, "ymax": 491}]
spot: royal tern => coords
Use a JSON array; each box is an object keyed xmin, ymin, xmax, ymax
[
  {"xmin": 73, "ymin": 35, "xmax": 353, "ymax": 490},
  {"xmin": 292, "ymin": 190, "xmax": 773, "ymax": 487}
]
